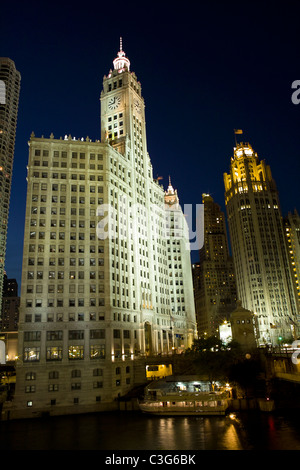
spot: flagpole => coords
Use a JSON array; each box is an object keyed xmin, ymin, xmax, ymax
[{"xmin": 234, "ymin": 129, "xmax": 243, "ymax": 147}]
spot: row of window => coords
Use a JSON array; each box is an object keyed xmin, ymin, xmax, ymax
[
  {"xmin": 29, "ymin": 232, "xmax": 102, "ymax": 242},
  {"xmin": 27, "ymin": 270, "xmax": 105, "ymax": 280},
  {"xmin": 27, "ymin": 245, "xmax": 105, "ymax": 255},
  {"xmin": 24, "ymin": 312, "xmax": 105, "ymax": 322},
  {"xmin": 31, "ymin": 195, "xmax": 104, "ymax": 205},
  {"xmin": 33, "ymin": 167, "xmax": 104, "ymax": 176},
  {"xmin": 25, "ymin": 367, "xmax": 126, "ymax": 380},
  {"xmin": 32, "ymin": 183, "xmax": 104, "ymax": 193},
  {"xmin": 34, "ymin": 150, "xmax": 104, "ymax": 160},
  {"xmin": 33, "ymin": 161, "xmax": 103, "ymax": 170},
  {"xmin": 28, "ymin": 255, "xmax": 104, "ymax": 266},
  {"xmin": 23, "ymin": 345, "xmax": 105, "ymax": 361},
  {"xmin": 23, "ymin": 344, "xmax": 138, "ymax": 361},
  {"xmin": 27, "ymin": 283, "xmax": 104, "ymax": 294},
  {"xmin": 25, "ymin": 298, "xmax": 105, "ymax": 308},
  {"xmin": 24, "ymin": 329, "xmax": 106, "ymax": 341},
  {"xmin": 26, "ymin": 396, "xmax": 102, "ymax": 407},
  {"xmin": 26, "ymin": 380, "xmax": 134, "ymax": 393}
]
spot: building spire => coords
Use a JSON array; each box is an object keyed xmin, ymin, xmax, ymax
[
  {"xmin": 166, "ymin": 175, "xmax": 175, "ymax": 194},
  {"xmin": 164, "ymin": 175, "xmax": 179, "ymax": 206},
  {"xmin": 113, "ymin": 37, "xmax": 130, "ymax": 72}
]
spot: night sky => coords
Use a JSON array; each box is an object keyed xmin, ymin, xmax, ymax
[{"xmin": 1, "ymin": 0, "xmax": 300, "ymax": 286}]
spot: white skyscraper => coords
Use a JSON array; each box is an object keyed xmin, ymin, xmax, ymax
[{"xmin": 10, "ymin": 42, "xmax": 196, "ymax": 418}]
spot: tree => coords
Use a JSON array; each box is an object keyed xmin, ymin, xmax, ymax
[{"xmin": 185, "ymin": 336, "xmax": 242, "ymax": 386}]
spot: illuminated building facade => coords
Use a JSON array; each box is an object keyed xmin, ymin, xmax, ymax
[
  {"xmin": 192, "ymin": 194, "xmax": 237, "ymax": 337},
  {"xmin": 224, "ymin": 142, "xmax": 298, "ymax": 345},
  {"xmin": 164, "ymin": 178, "xmax": 196, "ymax": 350},
  {"xmin": 0, "ymin": 58, "xmax": 21, "ymax": 312},
  {"xmin": 11, "ymin": 43, "xmax": 196, "ymax": 418},
  {"xmin": 284, "ymin": 210, "xmax": 300, "ymax": 320}
]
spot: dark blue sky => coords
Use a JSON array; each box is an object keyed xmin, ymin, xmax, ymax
[{"xmin": 1, "ymin": 0, "xmax": 300, "ymax": 286}]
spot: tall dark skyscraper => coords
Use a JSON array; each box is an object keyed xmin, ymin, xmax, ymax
[
  {"xmin": 0, "ymin": 274, "xmax": 19, "ymax": 332},
  {"xmin": 0, "ymin": 58, "xmax": 21, "ymax": 312},
  {"xmin": 193, "ymin": 194, "xmax": 237, "ymax": 337}
]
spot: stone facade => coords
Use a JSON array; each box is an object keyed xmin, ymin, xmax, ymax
[
  {"xmin": 10, "ymin": 44, "xmax": 196, "ymax": 418},
  {"xmin": 224, "ymin": 142, "xmax": 298, "ymax": 345}
]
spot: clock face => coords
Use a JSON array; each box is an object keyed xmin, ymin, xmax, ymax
[
  {"xmin": 108, "ymin": 95, "xmax": 121, "ymax": 110},
  {"xmin": 134, "ymin": 99, "xmax": 141, "ymax": 113}
]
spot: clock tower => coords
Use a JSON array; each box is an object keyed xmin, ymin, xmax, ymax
[{"xmin": 100, "ymin": 38, "xmax": 147, "ymax": 163}]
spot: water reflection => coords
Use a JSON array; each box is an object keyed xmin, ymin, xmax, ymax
[
  {"xmin": 238, "ymin": 411, "xmax": 300, "ymax": 450},
  {"xmin": 1, "ymin": 411, "xmax": 300, "ymax": 450}
]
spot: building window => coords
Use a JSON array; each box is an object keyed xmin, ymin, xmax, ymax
[
  {"xmin": 49, "ymin": 371, "xmax": 59, "ymax": 379},
  {"xmin": 71, "ymin": 383, "xmax": 81, "ymax": 390},
  {"xmin": 24, "ymin": 347, "xmax": 40, "ymax": 362},
  {"xmin": 69, "ymin": 330, "xmax": 84, "ymax": 340},
  {"xmin": 71, "ymin": 369, "xmax": 81, "ymax": 378},
  {"xmin": 46, "ymin": 347, "xmax": 63, "ymax": 361},
  {"xmin": 24, "ymin": 331, "xmax": 41, "ymax": 341},
  {"xmin": 68, "ymin": 346, "xmax": 84, "ymax": 360},
  {"xmin": 25, "ymin": 372, "xmax": 36, "ymax": 380},
  {"xmin": 90, "ymin": 345, "xmax": 105, "ymax": 359},
  {"xmin": 90, "ymin": 329, "xmax": 105, "ymax": 339},
  {"xmin": 93, "ymin": 381, "xmax": 103, "ymax": 389}
]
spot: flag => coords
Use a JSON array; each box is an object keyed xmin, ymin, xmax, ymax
[{"xmin": 234, "ymin": 129, "xmax": 243, "ymax": 134}]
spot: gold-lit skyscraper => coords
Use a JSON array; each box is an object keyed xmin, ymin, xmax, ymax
[
  {"xmin": 224, "ymin": 141, "xmax": 298, "ymax": 345},
  {"xmin": 10, "ymin": 43, "xmax": 196, "ymax": 419},
  {"xmin": 284, "ymin": 210, "xmax": 300, "ymax": 320},
  {"xmin": 0, "ymin": 58, "xmax": 21, "ymax": 312}
]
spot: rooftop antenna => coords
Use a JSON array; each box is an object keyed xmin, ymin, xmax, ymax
[{"xmin": 120, "ymin": 37, "xmax": 123, "ymax": 52}]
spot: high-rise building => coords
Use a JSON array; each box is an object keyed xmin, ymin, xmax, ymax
[
  {"xmin": 0, "ymin": 58, "xmax": 21, "ymax": 312},
  {"xmin": 284, "ymin": 210, "xmax": 300, "ymax": 321},
  {"xmin": 11, "ymin": 42, "xmax": 196, "ymax": 418},
  {"xmin": 192, "ymin": 194, "xmax": 237, "ymax": 337},
  {"xmin": 0, "ymin": 274, "xmax": 20, "ymax": 332},
  {"xmin": 164, "ymin": 178, "xmax": 196, "ymax": 349},
  {"xmin": 224, "ymin": 142, "xmax": 298, "ymax": 345}
]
